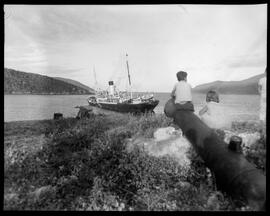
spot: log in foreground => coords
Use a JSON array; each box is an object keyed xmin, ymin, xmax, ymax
[{"xmin": 164, "ymin": 99, "xmax": 266, "ymax": 211}]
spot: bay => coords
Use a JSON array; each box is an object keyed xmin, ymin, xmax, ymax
[
  {"xmin": 4, "ymin": 93, "xmax": 260, "ymax": 122},
  {"xmin": 4, "ymin": 95, "xmax": 88, "ymax": 122}
]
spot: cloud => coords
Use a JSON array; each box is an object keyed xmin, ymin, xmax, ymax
[
  {"xmin": 5, "ymin": 54, "xmax": 46, "ymax": 64},
  {"xmin": 224, "ymin": 54, "xmax": 266, "ymax": 69},
  {"xmin": 7, "ymin": 6, "xmax": 109, "ymax": 45},
  {"xmin": 37, "ymin": 65, "xmax": 85, "ymax": 76},
  {"xmin": 5, "ymin": 40, "xmax": 48, "ymax": 69},
  {"xmin": 8, "ymin": 5, "xmax": 187, "ymax": 47},
  {"xmin": 4, "ymin": 5, "xmax": 267, "ymax": 92},
  {"xmin": 246, "ymin": 29, "xmax": 267, "ymax": 54}
]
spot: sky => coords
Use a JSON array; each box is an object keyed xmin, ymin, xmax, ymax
[{"xmin": 4, "ymin": 4, "xmax": 267, "ymax": 92}]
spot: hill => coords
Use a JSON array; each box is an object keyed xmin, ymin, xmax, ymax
[
  {"xmin": 192, "ymin": 74, "xmax": 265, "ymax": 95},
  {"xmin": 54, "ymin": 77, "xmax": 94, "ymax": 94},
  {"xmin": 4, "ymin": 68, "xmax": 93, "ymax": 95}
]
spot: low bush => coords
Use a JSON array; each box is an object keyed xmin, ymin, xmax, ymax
[{"xmin": 245, "ymin": 131, "xmax": 266, "ymax": 173}]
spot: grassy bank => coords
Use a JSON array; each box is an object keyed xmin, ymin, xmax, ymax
[{"xmin": 4, "ymin": 113, "xmax": 266, "ymax": 211}]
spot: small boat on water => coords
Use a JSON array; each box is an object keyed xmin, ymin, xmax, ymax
[{"xmin": 87, "ymin": 54, "xmax": 159, "ymax": 114}]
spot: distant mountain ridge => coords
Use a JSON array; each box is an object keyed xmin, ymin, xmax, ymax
[
  {"xmin": 54, "ymin": 77, "xmax": 94, "ymax": 93},
  {"xmin": 192, "ymin": 74, "xmax": 265, "ymax": 95},
  {"xmin": 4, "ymin": 68, "xmax": 94, "ymax": 95}
]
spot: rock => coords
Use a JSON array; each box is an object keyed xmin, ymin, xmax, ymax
[
  {"xmin": 151, "ymin": 127, "xmax": 191, "ymax": 167},
  {"xmin": 153, "ymin": 127, "xmax": 182, "ymax": 141},
  {"xmin": 223, "ymin": 130, "xmax": 236, "ymax": 144},
  {"xmin": 126, "ymin": 127, "xmax": 192, "ymax": 168},
  {"xmin": 149, "ymin": 137, "xmax": 191, "ymax": 168},
  {"xmin": 223, "ymin": 130, "xmax": 261, "ymax": 148},
  {"xmin": 237, "ymin": 132, "xmax": 261, "ymax": 148}
]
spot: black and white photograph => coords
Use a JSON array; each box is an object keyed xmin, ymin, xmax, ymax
[{"xmin": 4, "ymin": 4, "xmax": 267, "ymax": 211}]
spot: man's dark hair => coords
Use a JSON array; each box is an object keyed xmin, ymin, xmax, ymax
[{"xmin": 176, "ymin": 71, "xmax": 187, "ymax": 81}]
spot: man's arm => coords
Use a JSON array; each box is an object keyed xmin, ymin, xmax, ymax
[
  {"xmin": 199, "ymin": 105, "xmax": 208, "ymax": 116},
  {"xmin": 171, "ymin": 84, "xmax": 176, "ymax": 99}
]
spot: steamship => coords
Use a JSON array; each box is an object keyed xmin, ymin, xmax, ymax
[{"xmin": 87, "ymin": 54, "xmax": 159, "ymax": 114}]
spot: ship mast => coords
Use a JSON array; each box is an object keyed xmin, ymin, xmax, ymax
[
  {"xmin": 126, "ymin": 53, "xmax": 132, "ymax": 99},
  {"xmin": 93, "ymin": 65, "xmax": 98, "ymax": 94}
]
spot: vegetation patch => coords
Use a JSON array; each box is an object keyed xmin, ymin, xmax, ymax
[{"xmin": 4, "ymin": 114, "xmax": 266, "ymax": 210}]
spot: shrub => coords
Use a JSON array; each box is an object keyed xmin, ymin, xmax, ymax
[
  {"xmin": 244, "ymin": 131, "xmax": 266, "ymax": 173},
  {"xmin": 4, "ymin": 114, "xmax": 242, "ymax": 210}
]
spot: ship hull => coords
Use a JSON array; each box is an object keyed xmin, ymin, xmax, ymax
[{"xmin": 89, "ymin": 100, "xmax": 159, "ymax": 114}]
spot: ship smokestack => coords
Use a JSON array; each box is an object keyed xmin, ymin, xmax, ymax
[{"xmin": 108, "ymin": 81, "xmax": 115, "ymax": 95}]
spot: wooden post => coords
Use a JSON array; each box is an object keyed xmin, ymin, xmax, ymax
[{"xmin": 54, "ymin": 113, "xmax": 63, "ymax": 120}]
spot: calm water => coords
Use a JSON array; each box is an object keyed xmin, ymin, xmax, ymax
[{"xmin": 4, "ymin": 93, "xmax": 260, "ymax": 122}]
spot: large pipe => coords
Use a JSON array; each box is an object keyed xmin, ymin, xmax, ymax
[{"xmin": 164, "ymin": 99, "xmax": 266, "ymax": 211}]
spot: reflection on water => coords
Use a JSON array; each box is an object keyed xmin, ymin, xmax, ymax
[{"xmin": 4, "ymin": 93, "xmax": 260, "ymax": 122}]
